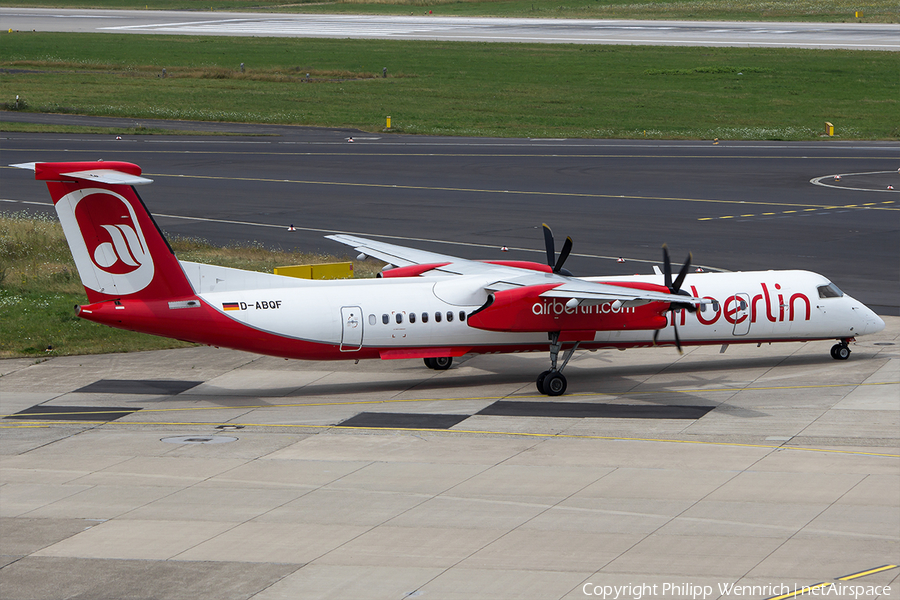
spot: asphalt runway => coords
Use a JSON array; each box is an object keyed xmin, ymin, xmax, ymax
[
  {"xmin": 1, "ymin": 117, "xmax": 898, "ymax": 314},
  {"xmin": 2, "ymin": 8, "xmax": 898, "ymax": 50}
]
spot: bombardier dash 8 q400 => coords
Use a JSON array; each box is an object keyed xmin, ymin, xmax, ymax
[{"xmin": 14, "ymin": 161, "xmax": 885, "ymax": 396}]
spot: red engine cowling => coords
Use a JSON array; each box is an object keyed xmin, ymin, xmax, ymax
[{"xmin": 467, "ymin": 283, "xmax": 670, "ymax": 333}]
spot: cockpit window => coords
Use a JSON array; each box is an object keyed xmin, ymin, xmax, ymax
[{"xmin": 817, "ymin": 283, "xmax": 844, "ymax": 298}]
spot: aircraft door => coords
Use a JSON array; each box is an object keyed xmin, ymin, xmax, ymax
[
  {"xmin": 340, "ymin": 306, "xmax": 363, "ymax": 351},
  {"xmin": 729, "ymin": 293, "xmax": 751, "ymax": 336}
]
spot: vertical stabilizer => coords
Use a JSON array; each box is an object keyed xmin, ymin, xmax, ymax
[{"xmin": 13, "ymin": 161, "xmax": 195, "ymax": 303}]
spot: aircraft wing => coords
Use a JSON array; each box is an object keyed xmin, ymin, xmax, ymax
[
  {"xmin": 328, "ymin": 233, "xmax": 703, "ymax": 307},
  {"xmin": 327, "ymin": 233, "xmax": 498, "ymax": 275}
]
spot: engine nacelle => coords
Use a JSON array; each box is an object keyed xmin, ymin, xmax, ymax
[{"xmin": 467, "ymin": 283, "xmax": 670, "ymax": 333}]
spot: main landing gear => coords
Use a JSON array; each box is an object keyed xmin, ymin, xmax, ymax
[
  {"xmin": 424, "ymin": 356, "xmax": 453, "ymax": 370},
  {"xmin": 536, "ymin": 332, "xmax": 580, "ymax": 397},
  {"xmin": 830, "ymin": 340, "xmax": 851, "ymax": 360}
]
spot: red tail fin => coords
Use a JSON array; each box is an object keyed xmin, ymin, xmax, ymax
[{"xmin": 16, "ymin": 161, "xmax": 194, "ymax": 303}]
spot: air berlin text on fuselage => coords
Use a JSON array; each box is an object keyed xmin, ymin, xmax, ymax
[
  {"xmin": 678, "ymin": 282, "xmax": 811, "ymax": 326},
  {"xmin": 532, "ymin": 300, "xmax": 636, "ymax": 316}
]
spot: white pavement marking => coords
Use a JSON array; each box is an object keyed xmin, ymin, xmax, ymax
[
  {"xmin": 810, "ymin": 171, "xmax": 900, "ymax": 192},
  {"xmin": 3, "ymin": 9, "xmax": 898, "ymax": 50}
]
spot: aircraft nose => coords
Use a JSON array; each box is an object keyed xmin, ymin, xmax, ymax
[
  {"xmin": 865, "ymin": 311, "xmax": 885, "ymax": 335},
  {"xmin": 850, "ymin": 299, "xmax": 885, "ymax": 336}
]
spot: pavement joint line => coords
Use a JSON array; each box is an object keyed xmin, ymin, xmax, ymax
[
  {"xmin": 836, "ymin": 564, "xmax": 899, "ymax": 581},
  {"xmin": 1, "ymin": 420, "xmax": 897, "ymax": 458},
  {"xmin": 2, "ymin": 381, "xmax": 895, "ymax": 420}
]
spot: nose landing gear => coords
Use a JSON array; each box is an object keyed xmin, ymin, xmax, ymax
[{"xmin": 830, "ymin": 340, "xmax": 851, "ymax": 360}]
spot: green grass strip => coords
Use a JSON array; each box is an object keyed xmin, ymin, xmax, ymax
[{"xmin": 1, "ymin": 33, "xmax": 898, "ymax": 140}]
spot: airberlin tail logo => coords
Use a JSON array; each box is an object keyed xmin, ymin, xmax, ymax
[
  {"xmin": 57, "ymin": 188, "xmax": 155, "ymax": 295},
  {"xmin": 92, "ymin": 223, "xmax": 150, "ymax": 273}
]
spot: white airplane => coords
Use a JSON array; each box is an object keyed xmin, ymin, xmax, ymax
[{"xmin": 13, "ymin": 160, "xmax": 885, "ymax": 396}]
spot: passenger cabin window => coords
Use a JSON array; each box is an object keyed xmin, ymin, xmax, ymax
[
  {"xmin": 409, "ymin": 312, "xmax": 416, "ymax": 324},
  {"xmin": 368, "ymin": 314, "xmax": 376, "ymax": 326},
  {"xmin": 817, "ymin": 283, "xmax": 844, "ymax": 298},
  {"xmin": 435, "ymin": 311, "xmax": 442, "ymax": 323},
  {"xmin": 421, "ymin": 312, "xmax": 429, "ymax": 323},
  {"xmin": 459, "ymin": 311, "xmax": 466, "ymax": 322},
  {"xmin": 446, "ymin": 311, "xmax": 453, "ymax": 322},
  {"xmin": 382, "ymin": 314, "xmax": 389, "ymax": 324},
  {"xmin": 396, "ymin": 313, "xmax": 403, "ymax": 324}
]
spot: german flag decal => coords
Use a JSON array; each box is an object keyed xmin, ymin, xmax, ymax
[{"xmin": 222, "ymin": 302, "xmax": 241, "ymax": 311}]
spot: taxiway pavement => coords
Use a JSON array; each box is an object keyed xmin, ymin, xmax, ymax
[{"xmin": 2, "ymin": 318, "xmax": 898, "ymax": 599}]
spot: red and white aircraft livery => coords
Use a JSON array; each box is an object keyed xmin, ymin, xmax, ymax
[{"xmin": 14, "ymin": 161, "xmax": 885, "ymax": 396}]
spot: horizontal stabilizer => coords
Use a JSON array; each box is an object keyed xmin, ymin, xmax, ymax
[
  {"xmin": 59, "ymin": 169, "xmax": 153, "ymax": 186},
  {"xmin": 11, "ymin": 161, "xmax": 153, "ymax": 185}
]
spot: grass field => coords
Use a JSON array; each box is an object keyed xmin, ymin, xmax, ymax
[
  {"xmin": 0, "ymin": 0, "xmax": 897, "ymax": 22},
  {"xmin": 0, "ymin": 211, "xmax": 380, "ymax": 358},
  {"xmin": 2, "ymin": 33, "xmax": 898, "ymax": 140}
]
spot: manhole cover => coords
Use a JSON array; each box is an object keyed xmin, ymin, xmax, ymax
[{"xmin": 161, "ymin": 436, "xmax": 237, "ymax": 444}]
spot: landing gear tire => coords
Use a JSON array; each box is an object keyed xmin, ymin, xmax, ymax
[
  {"xmin": 425, "ymin": 356, "xmax": 452, "ymax": 370},
  {"xmin": 433, "ymin": 356, "xmax": 452, "ymax": 370},
  {"xmin": 831, "ymin": 343, "xmax": 851, "ymax": 360},
  {"xmin": 536, "ymin": 370, "xmax": 551, "ymax": 394},
  {"xmin": 543, "ymin": 372, "xmax": 567, "ymax": 397}
]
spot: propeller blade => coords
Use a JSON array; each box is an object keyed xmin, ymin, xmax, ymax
[
  {"xmin": 662, "ymin": 244, "xmax": 673, "ymax": 290},
  {"xmin": 554, "ymin": 236, "xmax": 573, "ymax": 273},
  {"xmin": 672, "ymin": 252, "xmax": 692, "ymax": 292},
  {"xmin": 542, "ymin": 223, "xmax": 555, "ymax": 268},
  {"xmin": 653, "ymin": 320, "xmax": 683, "ymax": 353}
]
